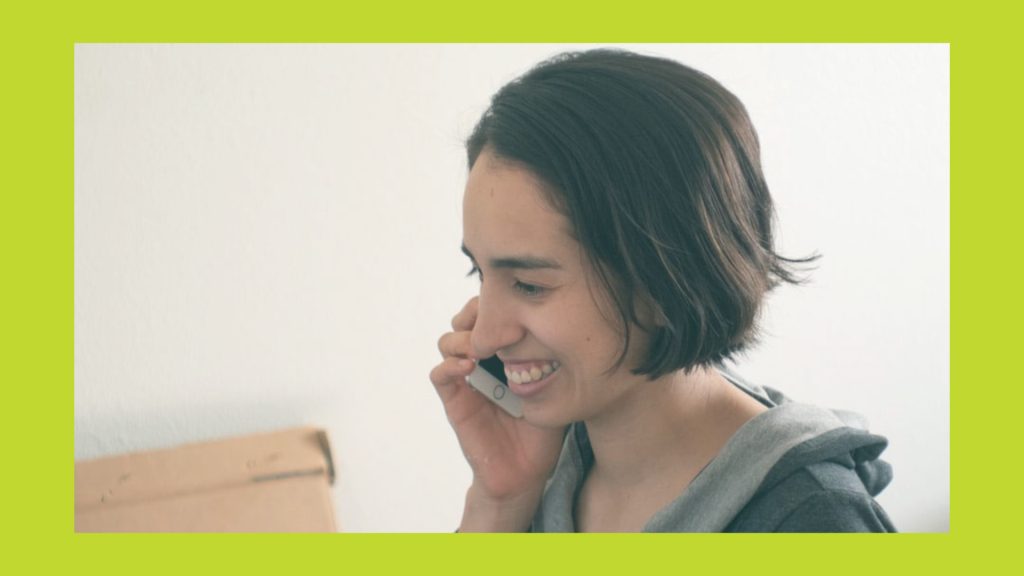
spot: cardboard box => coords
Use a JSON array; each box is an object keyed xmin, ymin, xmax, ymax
[{"xmin": 75, "ymin": 426, "xmax": 337, "ymax": 532}]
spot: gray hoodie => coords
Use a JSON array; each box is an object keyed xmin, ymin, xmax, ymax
[{"xmin": 530, "ymin": 369, "xmax": 895, "ymax": 532}]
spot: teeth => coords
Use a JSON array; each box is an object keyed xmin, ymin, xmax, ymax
[{"xmin": 505, "ymin": 361, "xmax": 559, "ymax": 385}]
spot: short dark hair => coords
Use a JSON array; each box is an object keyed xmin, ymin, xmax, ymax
[{"xmin": 467, "ymin": 49, "xmax": 814, "ymax": 378}]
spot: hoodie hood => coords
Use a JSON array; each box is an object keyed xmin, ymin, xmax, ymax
[{"xmin": 531, "ymin": 369, "xmax": 893, "ymax": 532}]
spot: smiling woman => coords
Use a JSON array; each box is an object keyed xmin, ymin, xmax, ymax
[{"xmin": 429, "ymin": 49, "xmax": 896, "ymax": 533}]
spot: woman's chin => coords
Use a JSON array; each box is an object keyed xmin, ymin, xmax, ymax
[{"xmin": 520, "ymin": 406, "xmax": 574, "ymax": 430}]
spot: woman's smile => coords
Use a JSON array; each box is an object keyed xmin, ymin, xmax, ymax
[{"xmin": 502, "ymin": 360, "xmax": 562, "ymax": 398}]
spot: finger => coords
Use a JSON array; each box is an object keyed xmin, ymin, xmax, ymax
[
  {"xmin": 437, "ymin": 330, "xmax": 473, "ymax": 359},
  {"xmin": 429, "ymin": 356, "xmax": 477, "ymax": 401},
  {"xmin": 451, "ymin": 296, "xmax": 479, "ymax": 331}
]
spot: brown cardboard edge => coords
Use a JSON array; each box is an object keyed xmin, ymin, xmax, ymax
[
  {"xmin": 76, "ymin": 426, "xmax": 336, "ymax": 510},
  {"xmin": 316, "ymin": 428, "xmax": 336, "ymax": 485}
]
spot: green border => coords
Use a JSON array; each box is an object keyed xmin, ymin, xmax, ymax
[{"xmin": 4, "ymin": 0, "xmax": 993, "ymax": 573}]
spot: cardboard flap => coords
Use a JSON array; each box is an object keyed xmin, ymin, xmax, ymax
[{"xmin": 75, "ymin": 426, "xmax": 334, "ymax": 511}]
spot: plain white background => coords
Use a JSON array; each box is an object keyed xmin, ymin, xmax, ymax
[{"xmin": 75, "ymin": 44, "xmax": 949, "ymax": 532}]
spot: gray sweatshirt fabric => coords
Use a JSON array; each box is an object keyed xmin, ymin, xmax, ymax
[{"xmin": 530, "ymin": 369, "xmax": 895, "ymax": 532}]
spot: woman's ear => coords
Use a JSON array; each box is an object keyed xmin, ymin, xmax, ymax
[{"xmin": 636, "ymin": 291, "xmax": 669, "ymax": 330}]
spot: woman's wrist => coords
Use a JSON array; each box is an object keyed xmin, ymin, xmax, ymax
[{"xmin": 457, "ymin": 482, "xmax": 544, "ymax": 533}]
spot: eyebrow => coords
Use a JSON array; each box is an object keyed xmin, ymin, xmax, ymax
[{"xmin": 461, "ymin": 244, "xmax": 563, "ymax": 271}]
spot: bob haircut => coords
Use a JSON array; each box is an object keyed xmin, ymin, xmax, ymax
[{"xmin": 466, "ymin": 49, "xmax": 811, "ymax": 379}]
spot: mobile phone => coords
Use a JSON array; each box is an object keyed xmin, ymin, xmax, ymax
[{"xmin": 466, "ymin": 356, "xmax": 523, "ymax": 418}]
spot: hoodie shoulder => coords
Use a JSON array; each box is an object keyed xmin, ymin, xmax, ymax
[
  {"xmin": 721, "ymin": 402, "xmax": 896, "ymax": 533},
  {"xmin": 726, "ymin": 461, "xmax": 897, "ymax": 532}
]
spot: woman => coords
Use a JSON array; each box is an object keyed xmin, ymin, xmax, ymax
[{"xmin": 430, "ymin": 49, "xmax": 895, "ymax": 532}]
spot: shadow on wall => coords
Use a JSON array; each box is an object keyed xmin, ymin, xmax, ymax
[{"xmin": 74, "ymin": 395, "xmax": 328, "ymax": 461}]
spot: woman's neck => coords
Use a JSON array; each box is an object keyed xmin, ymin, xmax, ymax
[{"xmin": 582, "ymin": 366, "xmax": 766, "ymax": 489}]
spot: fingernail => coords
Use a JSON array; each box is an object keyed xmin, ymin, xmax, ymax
[{"xmin": 458, "ymin": 359, "xmax": 475, "ymax": 370}]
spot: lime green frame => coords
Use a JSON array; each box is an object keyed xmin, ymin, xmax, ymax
[{"xmin": 2, "ymin": 0, "xmax": 986, "ymax": 573}]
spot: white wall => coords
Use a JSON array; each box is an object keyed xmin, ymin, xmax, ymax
[{"xmin": 75, "ymin": 44, "xmax": 949, "ymax": 532}]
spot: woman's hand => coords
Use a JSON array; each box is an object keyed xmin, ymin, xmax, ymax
[{"xmin": 430, "ymin": 296, "xmax": 566, "ymax": 531}]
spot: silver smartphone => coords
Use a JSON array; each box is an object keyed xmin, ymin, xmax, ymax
[{"xmin": 466, "ymin": 355, "xmax": 523, "ymax": 418}]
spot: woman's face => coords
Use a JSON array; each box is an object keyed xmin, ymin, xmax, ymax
[{"xmin": 462, "ymin": 148, "xmax": 652, "ymax": 428}]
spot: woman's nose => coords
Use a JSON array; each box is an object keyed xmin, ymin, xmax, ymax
[{"xmin": 470, "ymin": 291, "xmax": 524, "ymax": 359}]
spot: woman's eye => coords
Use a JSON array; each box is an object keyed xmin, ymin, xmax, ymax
[
  {"xmin": 514, "ymin": 281, "xmax": 546, "ymax": 297},
  {"xmin": 467, "ymin": 265, "xmax": 544, "ymax": 297}
]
